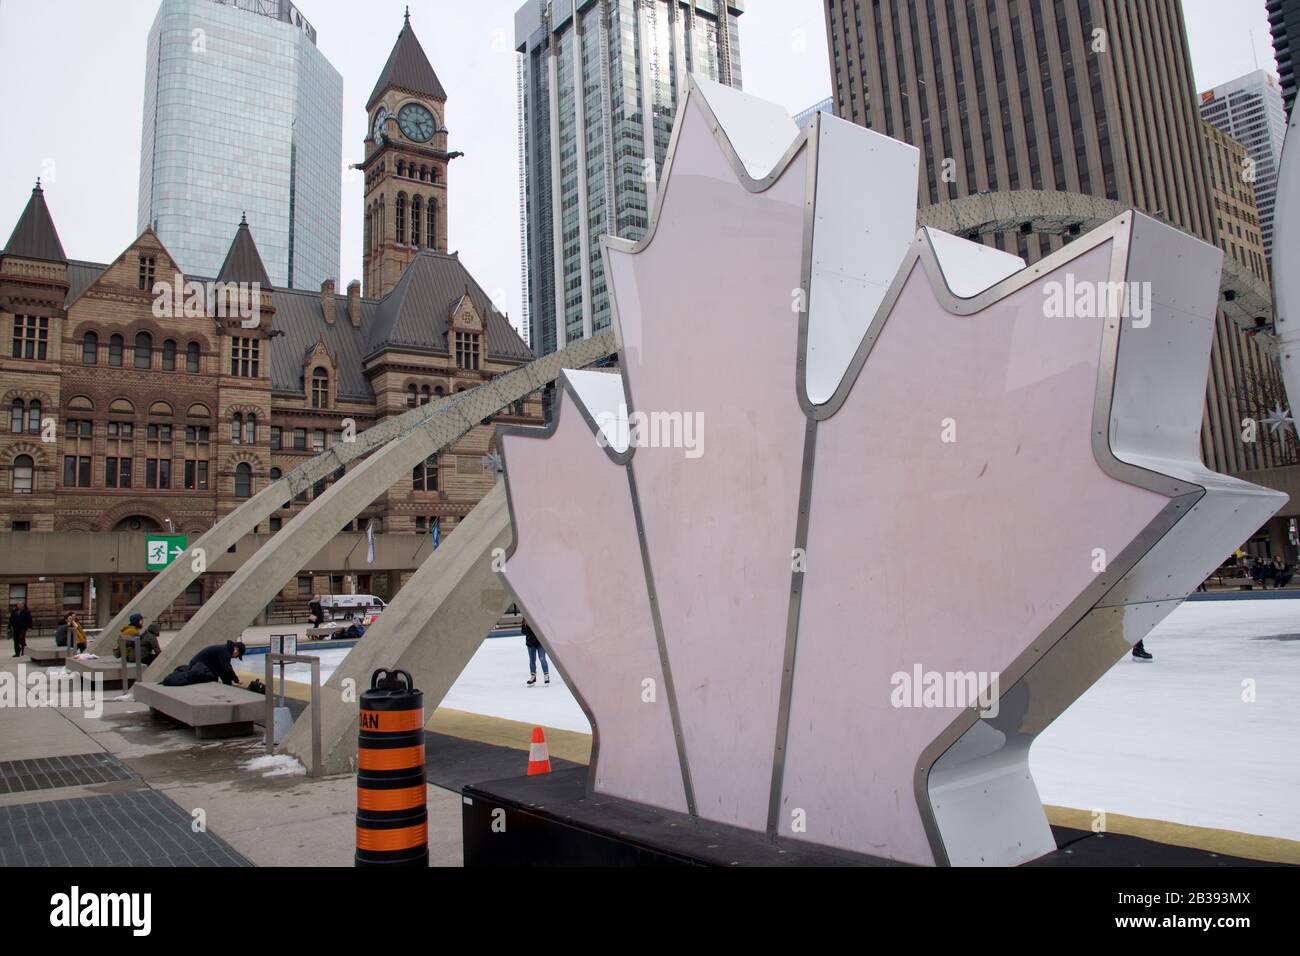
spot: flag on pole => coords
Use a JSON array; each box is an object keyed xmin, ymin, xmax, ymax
[
  {"xmin": 365, "ymin": 519, "xmax": 376, "ymax": 564},
  {"xmin": 431, "ymin": 517, "xmax": 440, "ymax": 550}
]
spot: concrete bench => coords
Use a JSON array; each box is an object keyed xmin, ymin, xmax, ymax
[
  {"xmin": 25, "ymin": 637, "xmax": 68, "ymax": 665},
  {"xmin": 133, "ymin": 681, "xmax": 264, "ymax": 738},
  {"xmin": 66, "ymin": 656, "xmax": 144, "ymax": 689}
]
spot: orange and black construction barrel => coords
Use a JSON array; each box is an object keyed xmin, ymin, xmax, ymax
[{"xmin": 356, "ymin": 668, "xmax": 427, "ymax": 866}]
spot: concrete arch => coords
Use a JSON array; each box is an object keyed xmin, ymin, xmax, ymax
[
  {"xmin": 917, "ymin": 190, "xmax": 1275, "ymax": 338},
  {"xmin": 93, "ymin": 331, "xmax": 617, "ymax": 657}
]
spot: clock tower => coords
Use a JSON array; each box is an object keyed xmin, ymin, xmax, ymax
[{"xmin": 359, "ymin": 9, "xmax": 460, "ymax": 298}]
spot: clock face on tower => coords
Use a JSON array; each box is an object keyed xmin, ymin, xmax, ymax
[
  {"xmin": 398, "ymin": 103, "xmax": 436, "ymax": 143},
  {"xmin": 372, "ymin": 109, "xmax": 389, "ymax": 145}
]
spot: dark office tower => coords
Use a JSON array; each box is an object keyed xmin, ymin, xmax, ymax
[
  {"xmin": 1269, "ymin": 0, "xmax": 1299, "ymax": 117},
  {"xmin": 823, "ymin": 0, "xmax": 1216, "ymax": 261}
]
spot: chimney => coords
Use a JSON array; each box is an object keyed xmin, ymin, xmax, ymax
[
  {"xmin": 348, "ymin": 280, "xmax": 362, "ymax": 327},
  {"xmin": 320, "ymin": 279, "xmax": 336, "ymax": 324}
]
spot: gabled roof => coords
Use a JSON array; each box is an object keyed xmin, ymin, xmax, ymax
[
  {"xmin": 366, "ymin": 249, "xmax": 532, "ymax": 361},
  {"xmin": 271, "ymin": 287, "xmax": 379, "ymax": 402},
  {"xmin": 368, "ymin": 12, "xmax": 446, "ymax": 109},
  {"xmin": 3, "ymin": 182, "xmax": 66, "ymax": 263},
  {"xmin": 216, "ymin": 215, "xmax": 272, "ymax": 288}
]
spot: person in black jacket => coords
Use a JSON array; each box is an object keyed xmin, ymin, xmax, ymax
[
  {"xmin": 190, "ymin": 641, "xmax": 246, "ymax": 686},
  {"xmin": 521, "ymin": 618, "xmax": 549, "ymax": 687},
  {"xmin": 9, "ymin": 601, "xmax": 33, "ymax": 658}
]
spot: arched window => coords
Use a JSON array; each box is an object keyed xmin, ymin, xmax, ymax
[
  {"xmin": 364, "ymin": 209, "xmax": 372, "ymax": 253},
  {"xmin": 234, "ymin": 462, "xmax": 252, "ymax": 498},
  {"xmin": 406, "ymin": 384, "xmax": 417, "ymax": 407},
  {"xmin": 231, "ymin": 412, "xmax": 243, "ymax": 445},
  {"xmin": 419, "ymin": 385, "xmax": 431, "ymax": 406},
  {"xmin": 26, "ymin": 400, "xmax": 40, "ymax": 435},
  {"xmin": 9, "ymin": 400, "xmax": 23, "ymax": 434},
  {"xmin": 244, "ymin": 412, "xmax": 255, "ymax": 445},
  {"xmin": 420, "ymin": 165, "xmax": 429, "ymax": 182},
  {"xmin": 149, "ymin": 401, "xmax": 173, "ymax": 417},
  {"xmin": 395, "ymin": 193, "xmax": 406, "ymax": 245},
  {"xmin": 427, "ymin": 199, "xmax": 437, "ymax": 248},
  {"xmin": 162, "ymin": 339, "xmax": 176, "ymax": 371},
  {"xmin": 134, "ymin": 332, "xmax": 152, "ymax": 369},
  {"xmin": 82, "ymin": 331, "xmax": 98, "ymax": 365},
  {"xmin": 108, "ymin": 334, "xmax": 123, "ymax": 367},
  {"xmin": 411, "ymin": 196, "xmax": 422, "ymax": 248},
  {"xmin": 186, "ymin": 341, "xmax": 200, "ymax": 373},
  {"xmin": 396, "ymin": 160, "xmax": 406, "ymax": 177},
  {"xmin": 12, "ymin": 455, "xmax": 34, "ymax": 494},
  {"xmin": 433, "ymin": 385, "xmax": 445, "ymax": 398}
]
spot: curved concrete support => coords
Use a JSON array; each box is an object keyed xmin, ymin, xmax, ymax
[
  {"xmin": 917, "ymin": 189, "xmax": 1274, "ymax": 339},
  {"xmin": 281, "ymin": 481, "xmax": 513, "ymax": 775},
  {"xmin": 94, "ymin": 330, "xmax": 615, "ymax": 656},
  {"xmin": 138, "ymin": 331, "xmax": 617, "ymax": 677}
]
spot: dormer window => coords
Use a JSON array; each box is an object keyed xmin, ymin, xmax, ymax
[
  {"xmin": 311, "ymin": 368, "xmax": 330, "ymax": 409},
  {"xmin": 455, "ymin": 331, "xmax": 480, "ymax": 370}
]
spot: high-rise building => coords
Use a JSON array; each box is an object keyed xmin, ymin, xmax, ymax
[
  {"xmin": 1201, "ymin": 120, "xmax": 1270, "ymax": 286},
  {"xmin": 1269, "ymin": 0, "xmax": 1299, "ymax": 117},
  {"xmin": 824, "ymin": 0, "xmax": 1216, "ymax": 261},
  {"xmin": 1199, "ymin": 70, "xmax": 1289, "ymax": 257},
  {"xmin": 516, "ymin": 0, "xmax": 744, "ymax": 355},
  {"xmin": 823, "ymin": 0, "xmax": 1291, "ymax": 527},
  {"xmin": 138, "ymin": 0, "xmax": 343, "ymax": 290}
]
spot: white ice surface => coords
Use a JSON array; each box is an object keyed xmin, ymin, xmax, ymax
[{"xmin": 278, "ymin": 600, "xmax": 1299, "ymax": 840}]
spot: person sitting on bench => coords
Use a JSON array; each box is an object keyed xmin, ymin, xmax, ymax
[{"xmin": 123, "ymin": 622, "xmax": 162, "ymax": 666}]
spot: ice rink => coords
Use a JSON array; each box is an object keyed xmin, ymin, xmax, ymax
[{"xmin": 280, "ymin": 597, "xmax": 1300, "ymax": 841}]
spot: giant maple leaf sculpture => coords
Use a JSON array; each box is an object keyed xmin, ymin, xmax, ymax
[{"xmin": 499, "ymin": 77, "xmax": 1286, "ymax": 866}]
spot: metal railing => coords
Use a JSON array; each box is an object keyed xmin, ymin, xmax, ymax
[
  {"xmin": 264, "ymin": 652, "xmax": 322, "ymax": 777},
  {"xmin": 120, "ymin": 636, "xmax": 146, "ymax": 689}
]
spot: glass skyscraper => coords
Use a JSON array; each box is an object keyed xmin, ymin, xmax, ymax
[
  {"xmin": 138, "ymin": 0, "xmax": 342, "ymax": 290},
  {"xmin": 516, "ymin": 0, "xmax": 744, "ymax": 355}
]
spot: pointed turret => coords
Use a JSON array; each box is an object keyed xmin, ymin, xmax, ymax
[
  {"xmin": 3, "ymin": 180, "xmax": 67, "ymax": 263},
  {"xmin": 216, "ymin": 214, "xmax": 272, "ymax": 288},
  {"xmin": 367, "ymin": 10, "xmax": 446, "ymax": 109}
]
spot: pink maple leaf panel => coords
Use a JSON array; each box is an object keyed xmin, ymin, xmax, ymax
[
  {"xmin": 501, "ymin": 388, "xmax": 688, "ymax": 813},
  {"xmin": 604, "ymin": 100, "xmax": 812, "ymax": 833},
  {"xmin": 781, "ymin": 240, "xmax": 1171, "ymax": 864}
]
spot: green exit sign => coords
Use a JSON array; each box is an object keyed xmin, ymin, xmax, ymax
[{"xmin": 145, "ymin": 534, "xmax": 188, "ymax": 571}]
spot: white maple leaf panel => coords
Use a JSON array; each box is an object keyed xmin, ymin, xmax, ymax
[
  {"xmin": 501, "ymin": 385, "xmax": 688, "ymax": 813},
  {"xmin": 498, "ymin": 76, "xmax": 1287, "ymax": 866},
  {"xmin": 781, "ymin": 239, "xmax": 1169, "ymax": 865},
  {"xmin": 602, "ymin": 100, "xmax": 812, "ymax": 832}
]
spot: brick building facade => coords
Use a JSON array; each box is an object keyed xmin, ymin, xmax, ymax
[{"xmin": 0, "ymin": 16, "xmax": 540, "ymax": 626}]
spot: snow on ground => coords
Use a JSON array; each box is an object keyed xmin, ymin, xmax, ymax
[
  {"xmin": 277, "ymin": 599, "xmax": 1299, "ymax": 840},
  {"xmin": 241, "ymin": 754, "xmax": 307, "ymax": 778}
]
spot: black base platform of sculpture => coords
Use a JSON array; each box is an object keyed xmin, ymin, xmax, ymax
[{"xmin": 461, "ymin": 767, "xmax": 1283, "ymax": 868}]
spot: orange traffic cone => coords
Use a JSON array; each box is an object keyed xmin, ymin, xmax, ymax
[{"xmin": 527, "ymin": 726, "xmax": 551, "ymax": 775}]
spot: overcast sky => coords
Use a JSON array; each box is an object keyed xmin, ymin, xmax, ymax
[{"xmin": 0, "ymin": 0, "xmax": 1282, "ymax": 334}]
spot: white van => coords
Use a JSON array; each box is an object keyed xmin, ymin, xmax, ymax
[{"xmin": 316, "ymin": 594, "xmax": 386, "ymax": 620}]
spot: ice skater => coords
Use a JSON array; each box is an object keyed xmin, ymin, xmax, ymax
[
  {"xmin": 1132, "ymin": 639, "xmax": 1153, "ymax": 662},
  {"xmin": 522, "ymin": 617, "xmax": 549, "ymax": 687}
]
